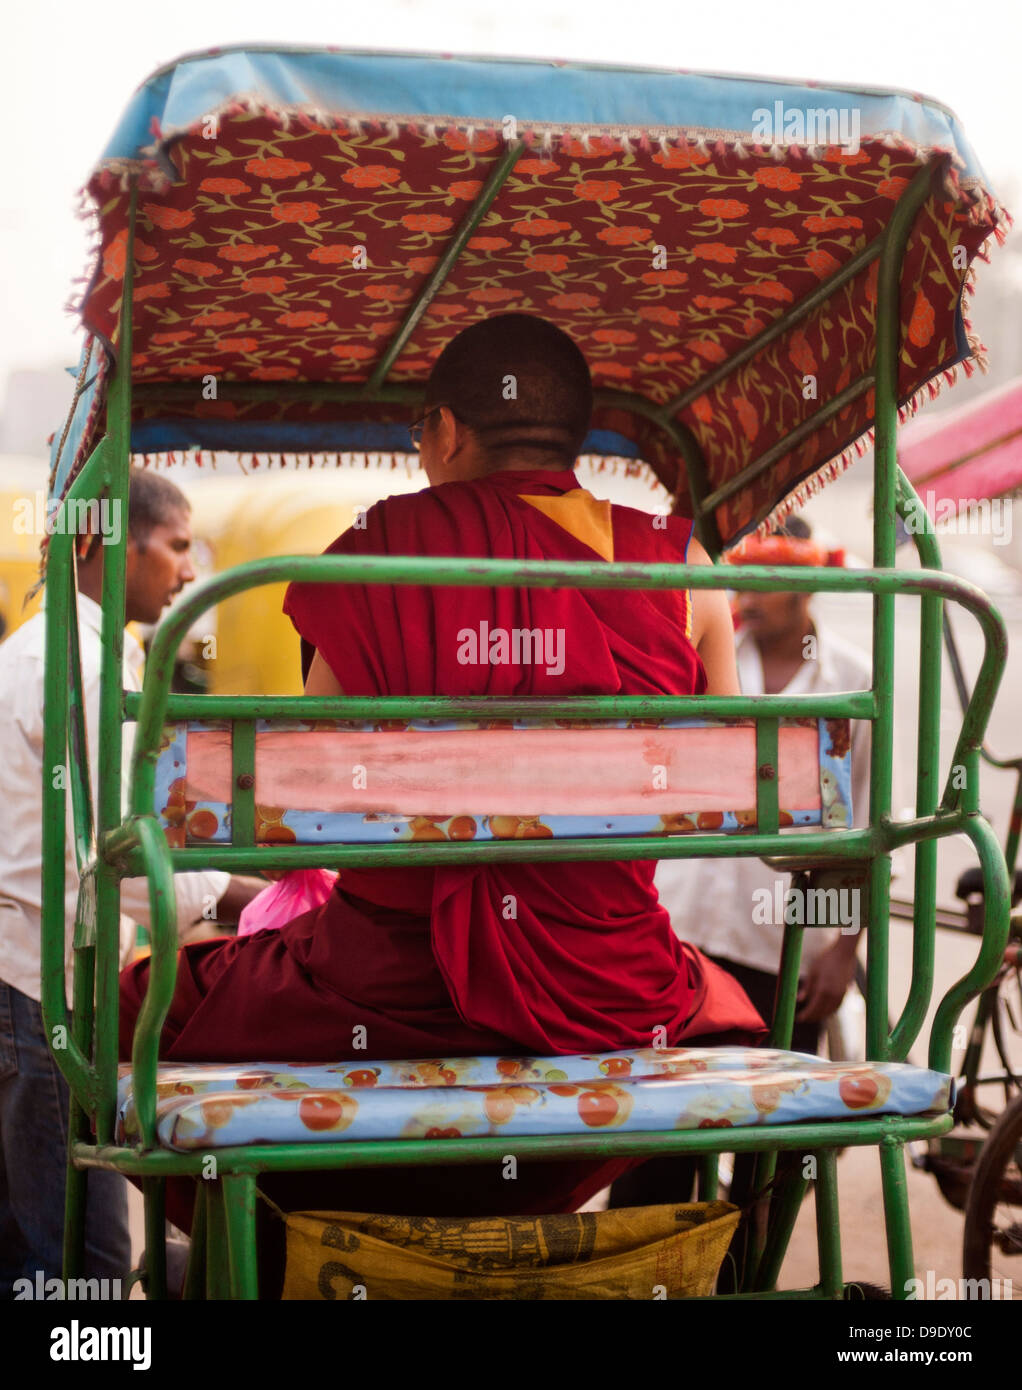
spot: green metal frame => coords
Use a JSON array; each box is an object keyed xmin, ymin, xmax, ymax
[
  {"xmin": 898, "ymin": 462, "xmax": 1022, "ymax": 1123},
  {"xmin": 39, "ymin": 157, "xmax": 1013, "ymax": 1300}
]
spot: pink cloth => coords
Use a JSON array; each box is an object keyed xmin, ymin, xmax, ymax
[{"xmin": 236, "ymin": 870, "xmax": 338, "ymax": 937}]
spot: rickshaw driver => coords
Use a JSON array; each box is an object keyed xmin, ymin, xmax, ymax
[{"xmin": 119, "ymin": 314, "xmax": 766, "ymax": 1222}]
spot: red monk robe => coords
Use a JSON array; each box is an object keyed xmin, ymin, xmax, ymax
[{"xmin": 119, "ymin": 467, "xmax": 764, "ymax": 1219}]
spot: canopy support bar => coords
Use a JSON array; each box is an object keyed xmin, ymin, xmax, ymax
[
  {"xmin": 668, "ymin": 419, "xmax": 722, "ymax": 554},
  {"xmin": 93, "ymin": 182, "xmax": 137, "ymax": 1145},
  {"xmin": 699, "ymin": 372, "xmax": 875, "ymax": 513},
  {"xmin": 866, "ymin": 160, "xmax": 935, "ymax": 1061},
  {"xmin": 366, "ymin": 139, "xmax": 527, "ymax": 392},
  {"xmin": 663, "ymin": 234, "xmax": 886, "ymax": 418}
]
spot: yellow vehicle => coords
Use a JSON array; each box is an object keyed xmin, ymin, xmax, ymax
[
  {"xmin": 173, "ymin": 467, "xmax": 424, "ymax": 695},
  {"xmin": 0, "ymin": 460, "xmax": 56, "ymax": 638}
]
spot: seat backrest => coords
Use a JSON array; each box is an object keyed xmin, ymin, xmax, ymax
[{"xmin": 154, "ymin": 715, "xmax": 853, "ymax": 850}]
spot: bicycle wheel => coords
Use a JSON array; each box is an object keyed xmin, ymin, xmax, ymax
[
  {"xmin": 962, "ymin": 1090, "xmax": 1022, "ymax": 1295},
  {"xmin": 991, "ymin": 963, "xmax": 1022, "ymax": 1104}
]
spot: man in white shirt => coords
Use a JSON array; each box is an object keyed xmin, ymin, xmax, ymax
[
  {"xmin": 657, "ymin": 535, "xmax": 872, "ymax": 1054},
  {"xmin": 0, "ymin": 470, "xmax": 258, "ymax": 1294},
  {"xmin": 610, "ymin": 517, "xmax": 875, "ymax": 1207}
]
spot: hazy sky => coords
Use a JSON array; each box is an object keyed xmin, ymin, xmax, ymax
[{"xmin": 4, "ymin": 0, "xmax": 1019, "ymax": 401}]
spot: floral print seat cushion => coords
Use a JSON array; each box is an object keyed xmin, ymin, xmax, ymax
[{"xmin": 116, "ymin": 1045, "xmax": 952, "ymax": 1152}]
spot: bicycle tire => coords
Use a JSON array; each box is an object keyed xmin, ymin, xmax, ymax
[
  {"xmin": 991, "ymin": 968, "xmax": 1022, "ymax": 1101},
  {"xmin": 962, "ymin": 1089, "xmax": 1022, "ymax": 1293}
]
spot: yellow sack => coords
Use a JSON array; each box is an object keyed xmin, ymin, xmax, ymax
[{"xmin": 283, "ymin": 1202, "xmax": 739, "ymax": 1300}]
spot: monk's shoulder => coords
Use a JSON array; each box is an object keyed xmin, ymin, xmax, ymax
[{"xmin": 608, "ymin": 500, "xmax": 697, "ymax": 560}]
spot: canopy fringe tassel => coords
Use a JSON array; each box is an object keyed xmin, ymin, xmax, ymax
[{"xmin": 746, "ymin": 308, "xmax": 994, "ymax": 547}]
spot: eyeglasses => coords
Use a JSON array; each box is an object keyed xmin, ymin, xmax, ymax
[{"xmin": 408, "ymin": 406, "xmax": 445, "ymax": 451}]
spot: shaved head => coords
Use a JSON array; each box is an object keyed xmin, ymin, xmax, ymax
[{"xmin": 424, "ymin": 313, "xmax": 593, "ymax": 464}]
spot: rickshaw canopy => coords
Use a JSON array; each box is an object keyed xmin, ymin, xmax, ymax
[{"xmin": 52, "ymin": 45, "xmax": 1007, "ymax": 548}]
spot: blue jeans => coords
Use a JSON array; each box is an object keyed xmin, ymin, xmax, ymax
[{"xmin": 0, "ymin": 981, "xmax": 130, "ymax": 1296}]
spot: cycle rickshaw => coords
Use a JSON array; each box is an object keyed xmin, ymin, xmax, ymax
[{"xmin": 41, "ymin": 45, "xmax": 1012, "ymax": 1298}]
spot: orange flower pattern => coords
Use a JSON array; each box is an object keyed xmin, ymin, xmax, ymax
[{"xmin": 79, "ymin": 115, "xmax": 997, "ymax": 544}]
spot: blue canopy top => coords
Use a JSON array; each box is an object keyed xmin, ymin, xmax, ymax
[{"xmin": 102, "ymin": 45, "xmax": 990, "ymax": 187}]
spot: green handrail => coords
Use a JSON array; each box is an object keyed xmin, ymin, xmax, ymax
[
  {"xmin": 930, "ymin": 813, "xmax": 1011, "ymax": 1071},
  {"xmin": 890, "ymin": 468, "xmax": 942, "ymax": 1057},
  {"xmin": 94, "ymin": 186, "xmax": 136, "ymax": 1143},
  {"xmin": 128, "ymin": 817, "xmax": 180, "ymax": 1149},
  {"xmin": 125, "ymin": 691, "xmax": 876, "ymax": 721},
  {"xmin": 40, "ymin": 440, "xmax": 122, "ymax": 1110},
  {"xmin": 866, "ymin": 160, "xmax": 934, "ymax": 1059},
  {"xmin": 109, "ymin": 823, "xmax": 883, "ymax": 875}
]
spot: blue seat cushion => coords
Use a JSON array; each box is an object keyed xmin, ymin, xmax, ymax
[{"xmin": 115, "ymin": 1046, "xmax": 952, "ymax": 1152}]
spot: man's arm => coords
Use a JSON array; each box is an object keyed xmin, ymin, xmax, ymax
[
  {"xmin": 686, "ymin": 536, "xmax": 740, "ymax": 696},
  {"xmin": 118, "ymin": 871, "xmax": 264, "ymax": 934},
  {"xmin": 796, "ymin": 931, "xmax": 859, "ymax": 1022}
]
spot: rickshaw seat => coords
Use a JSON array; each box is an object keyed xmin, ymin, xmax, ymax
[
  {"xmin": 115, "ymin": 1048, "xmax": 953, "ymax": 1152},
  {"xmin": 116, "ymin": 704, "xmax": 955, "ymax": 1303},
  {"xmin": 136, "ymin": 711, "xmax": 899, "ymax": 1154}
]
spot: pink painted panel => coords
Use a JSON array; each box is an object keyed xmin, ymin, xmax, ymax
[
  {"xmin": 899, "ymin": 375, "xmax": 1022, "ymax": 503},
  {"xmin": 185, "ymin": 725, "xmax": 821, "ymax": 817}
]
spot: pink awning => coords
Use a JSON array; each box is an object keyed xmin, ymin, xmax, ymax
[{"xmin": 900, "ymin": 375, "xmax": 1022, "ymax": 507}]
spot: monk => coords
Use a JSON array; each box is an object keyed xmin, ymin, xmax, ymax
[{"xmin": 120, "ymin": 313, "xmax": 764, "ymax": 1222}]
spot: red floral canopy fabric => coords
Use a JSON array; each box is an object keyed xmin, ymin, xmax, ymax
[{"xmin": 72, "ymin": 54, "xmax": 1008, "ymax": 546}]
